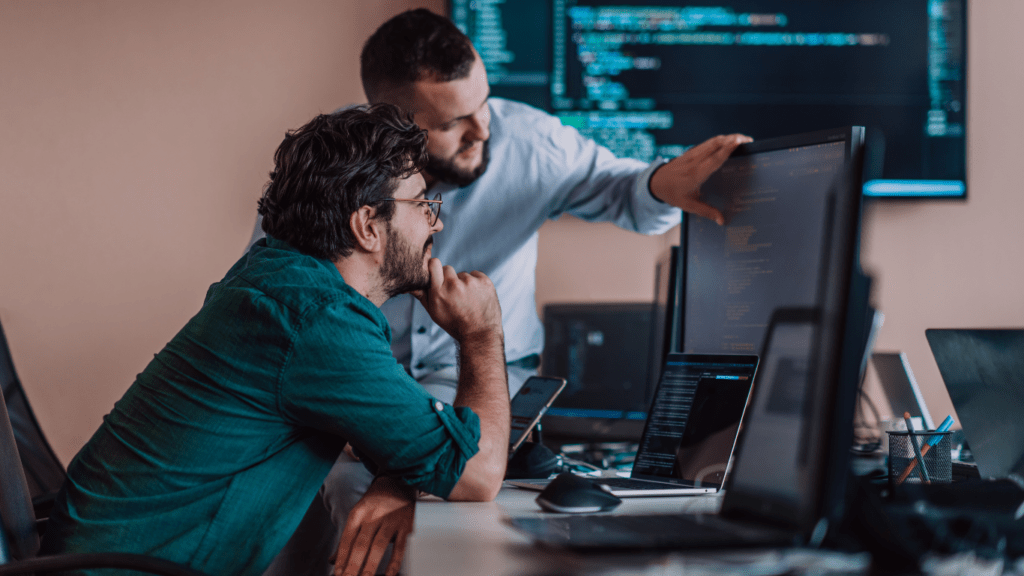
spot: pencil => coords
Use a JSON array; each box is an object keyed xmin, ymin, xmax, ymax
[
  {"xmin": 902, "ymin": 412, "xmax": 931, "ymax": 484},
  {"xmin": 896, "ymin": 415, "xmax": 954, "ymax": 484}
]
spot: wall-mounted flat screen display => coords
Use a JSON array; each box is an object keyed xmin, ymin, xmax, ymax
[{"xmin": 452, "ymin": 0, "xmax": 966, "ymax": 199}]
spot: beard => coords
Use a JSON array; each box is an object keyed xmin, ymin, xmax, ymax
[
  {"xmin": 424, "ymin": 139, "xmax": 491, "ymax": 187},
  {"xmin": 380, "ymin": 223, "xmax": 432, "ymax": 300}
]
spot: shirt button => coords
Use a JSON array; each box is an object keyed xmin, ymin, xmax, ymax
[
  {"xmin": 417, "ymin": 326, "xmax": 427, "ymax": 334},
  {"xmin": 434, "ymin": 401, "xmax": 444, "ymax": 412},
  {"xmin": 416, "ymin": 362, "xmax": 425, "ymax": 369}
]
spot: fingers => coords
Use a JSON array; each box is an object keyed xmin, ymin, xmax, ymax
[
  {"xmin": 359, "ymin": 528, "xmax": 394, "ymax": 576},
  {"xmin": 683, "ymin": 134, "xmax": 729, "ymax": 161},
  {"xmin": 686, "ymin": 201, "xmax": 726, "ymax": 226},
  {"xmin": 385, "ymin": 531, "xmax": 410, "ymax": 576},
  {"xmin": 348, "ymin": 530, "xmax": 375, "ymax": 575},
  {"xmin": 332, "ymin": 520, "xmax": 362, "ymax": 575},
  {"xmin": 709, "ymin": 134, "xmax": 751, "ymax": 164},
  {"xmin": 427, "ymin": 258, "xmax": 444, "ymax": 292},
  {"xmin": 332, "ymin": 509, "xmax": 362, "ymax": 570},
  {"xmin": 443, "ymin": 265, "xmax": 459, "ymax": 284},
  {"xmin": 687, "ymin": 133, "xmax": 751, "ymax": 163},
  {"xmin": 468, "ymin": 270, "xmax": 491, "ymax": 282},
  {"xmin": 337, "ymin": 526, "xmax": 375, "ymax": 576}
]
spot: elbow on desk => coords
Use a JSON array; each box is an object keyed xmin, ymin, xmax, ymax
[{"xmin": 446, "ymin": 463, "xmax": 505, "ymax": 502}]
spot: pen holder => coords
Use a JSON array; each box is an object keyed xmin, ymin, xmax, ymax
[{"xmin": 888, "ymin": 430, "xmax": 952, "ymax": 489}]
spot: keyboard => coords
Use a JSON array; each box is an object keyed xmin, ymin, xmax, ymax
[
  {"xmin": 506, "ymin": 513, "xmax": 795, "ymax": 549},
  {"xmin": 592, "ymin": 477, "xmax": 697, "ymax": 490}
]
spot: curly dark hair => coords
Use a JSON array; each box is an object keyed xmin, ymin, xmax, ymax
[
  {"xmin": 257, "ymin": 104, "xmax": 427, "ymax": 260},
  {"xmin": 361, "ymin": 8, "xmax": 476, "ymax": 103}
]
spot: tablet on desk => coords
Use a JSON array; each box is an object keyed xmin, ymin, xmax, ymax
[{"xmin": 509, "ymin": 376, "xmax": 566, "ymax": 457}]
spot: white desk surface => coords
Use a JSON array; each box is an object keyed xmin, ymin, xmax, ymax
[{"xmin": 405, "ymin": 483, "xmax": 870, "ymax": 576}]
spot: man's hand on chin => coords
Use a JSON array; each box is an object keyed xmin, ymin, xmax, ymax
[
  {"xmin": 411, "ymin": 257, "xmax": 502, "ymax": 343},
  {"xmin": 331, "ymin": 476, "xmax": 416, "ymax": 576}
]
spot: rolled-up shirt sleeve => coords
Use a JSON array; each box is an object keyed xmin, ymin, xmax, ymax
[{"xmin": 277, "ymin": 298, "xmax": 480, "ymax": 499}]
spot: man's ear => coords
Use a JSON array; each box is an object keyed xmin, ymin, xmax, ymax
[{"xmin": 350, "ymin": 205, "xmax": 384, "ymax": 253}]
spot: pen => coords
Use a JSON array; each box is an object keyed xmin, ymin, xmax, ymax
[
  {"xmin": 896, "ymin": 415, "xmax": 954, "ymax": 484},
  {"xmin": 902, "ymin": 412, "xmax": 931, "ymax": 484}
]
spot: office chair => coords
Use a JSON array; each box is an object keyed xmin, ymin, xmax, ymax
[
  {"xmin": 0, "ymin": 357, "xmax": 211, "ymax": 576},
  {"xmin": 0, "ymin": 318, "xmax": 66, "ymax": 519}
]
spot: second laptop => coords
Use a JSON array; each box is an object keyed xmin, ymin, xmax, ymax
[{"xmin": 509, "ymin": 353, "xmax": 758, "ymax": 496}]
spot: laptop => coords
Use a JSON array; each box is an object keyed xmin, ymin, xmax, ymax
[
  {"xmin": 926, "ymin": 329, "xmax": 1024, "ymax": 479},
  {"xmin": 506, "ymin": 127, "xmax": 870, "ymax": 549},
  {"xmin": 509, "ymin": 353, "xmax": 758, "ymax": 496},
  {"xmin": 871, "ymin": 351, "xmax": 936, "ymax": 429}
]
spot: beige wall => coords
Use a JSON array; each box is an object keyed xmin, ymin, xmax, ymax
[
  {"xmin": 0, "ymin": 0, "xmax": 441, "ymax": 462},
  {"xmin": 0, "ymin": 1, "xmax": 1020, "ymax": 463}
]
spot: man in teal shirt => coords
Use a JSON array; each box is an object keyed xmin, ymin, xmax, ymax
[{"xmin": 42, "ymin": 104, "xmax": 510, "ymax": 576}]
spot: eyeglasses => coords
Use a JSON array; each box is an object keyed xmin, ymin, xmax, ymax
[{"xmin": 381, "ymin": 192, "xmax": 443, "ymax": 226}]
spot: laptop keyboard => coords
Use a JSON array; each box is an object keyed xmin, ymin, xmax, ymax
[{"xmin": 593, "ymin": 477, "xmax": 692, "ymax": 490}]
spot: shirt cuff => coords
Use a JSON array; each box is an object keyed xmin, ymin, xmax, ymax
[
  {"xmin": 639, "ymin": 157, "xmax": 668, "ymax": 203},
  {"xmin": 398, "ymin": 400, "xmax": 481, "ymax": 499},
  {"xmin": 435, "ymin": 402, "xmax": 481, "ymax": 460},
  {"xmin": 633, "ymin": 158, "xmax": 682, "ymax": 226}
]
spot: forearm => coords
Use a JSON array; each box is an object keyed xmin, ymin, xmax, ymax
[
  {"xmin": 447, "ymin": 329, "xmax": 509, "ymax": 501},
  {"xmin": 562, "ymin": 157, "xmax": 678, "ymax": 234}
]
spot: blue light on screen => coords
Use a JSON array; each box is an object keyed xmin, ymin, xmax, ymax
[
  {"xmin": 864, "ymin": 180, "xmax": 965, "ymax": 198},
  {"xmin": 545, "ymin": 408, "xmax": 648, "ymax": 420}
]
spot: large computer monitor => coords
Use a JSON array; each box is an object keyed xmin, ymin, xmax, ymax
[
  {"xmin": 682, "ymin": 127, "xmax": 865, "ymax": 359},
  {"xmin": 452, "ymin": 0, "xmax": 966, "ymax": 199},
  {"xmin": 715, "ymin": 127, "xmax": 870, "ymax": 530}
]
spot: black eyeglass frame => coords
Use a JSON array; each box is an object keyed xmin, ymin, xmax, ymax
[{"xmin": 379, "ymin": 193, "xmax": 442, "ymax": 226}]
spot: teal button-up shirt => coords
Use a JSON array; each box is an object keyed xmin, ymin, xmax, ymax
[{"xmin": 42, "ymin": 237, "xmax": 481, "ymax": 575}]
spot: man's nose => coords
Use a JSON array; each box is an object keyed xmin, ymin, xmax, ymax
[{"xmin": 465, "ymin": 110, "xmax": 489, "ymax": 142}]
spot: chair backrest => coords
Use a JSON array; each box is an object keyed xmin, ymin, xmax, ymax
[
  {"xmin": 0, "ymin": 367, "xmax": 41, "ymax": 562},
  {"xmin": 0, "ymin": 320, "xmax": 66, "ymax": 505}
]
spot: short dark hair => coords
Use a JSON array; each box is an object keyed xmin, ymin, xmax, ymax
[
  {"xmin": 361, "ymin": 9, "xmax": 476, "ymax": 103},
  {"xmin": 257, "ymin": 104, "xmax": 427, "ymax": 260}
]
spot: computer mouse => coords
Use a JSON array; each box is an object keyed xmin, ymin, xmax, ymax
[{"xmin": 535, "ymin": 472, "xmax": 622, "ymax": 513}]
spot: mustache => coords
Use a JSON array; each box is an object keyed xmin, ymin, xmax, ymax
[{"xmin": 456, "ymin": 139, "xmax": 484, "ymax": 154}]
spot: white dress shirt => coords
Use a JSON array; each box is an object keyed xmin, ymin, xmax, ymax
[{"xmin": 249, "ymin": 98, "xmax": 681, "ymax": 381}]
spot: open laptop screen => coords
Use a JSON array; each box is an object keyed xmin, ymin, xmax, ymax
[
  {"xmin": 632, "ymin": 354, "xmax": 758, "ymax": 488},
  {"xmin": 926, "ymin": 329, "xmax": 1024, "ymax": 478}
]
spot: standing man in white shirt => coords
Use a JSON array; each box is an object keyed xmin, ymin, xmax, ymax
[
  {"xmin": 362, "ymin": 10, "xmax": 751, "ymax": 405},
  {"xmin": 255, "ymin": 8, "xmax": 750, "ymax": 574}
]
